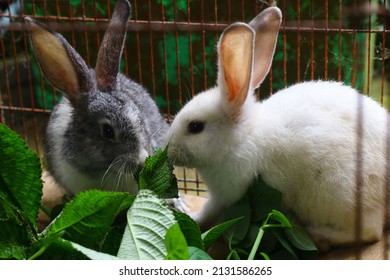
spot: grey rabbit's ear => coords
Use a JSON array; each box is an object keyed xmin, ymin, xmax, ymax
[
  {"xmin": 24, "ymin": 17, "xmax": 93, "ymax": 106},
  {"xmin": 95, "ymin": 0, "xmax": 131, "ymax": 92},
  {"xmin": 248, "ymin": 7, "xmax": 282, "ymax": 89}
]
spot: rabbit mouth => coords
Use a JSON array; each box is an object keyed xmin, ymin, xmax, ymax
[
  {"xmin": 101, "ymin": 155, "xmax": 141, "ymax": 192},
  {"xmin": 167, "ymin": 145, "xmax": 193, "ymax": 168}
]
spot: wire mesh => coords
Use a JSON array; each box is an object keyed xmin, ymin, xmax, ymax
[{"xmin": 0, "ymin": 0, "xmax": 389, "ymax": 257}]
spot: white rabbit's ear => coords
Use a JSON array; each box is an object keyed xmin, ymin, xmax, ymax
[
  {"xmin": 218, "ymin": 23, "xmax": 254, "ymax": 119},
  {"xmin": 248, "ymin": 7, "xmax": 282, "ymax": 89},
  {"xmin": 25, "ymin": 17, "xmax": 92, "ymax": 106},
  {"xmin": 95, "ymin": 0, "xmax": 131, "ymax": 92}
]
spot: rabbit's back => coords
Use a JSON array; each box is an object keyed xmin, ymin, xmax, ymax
[
  {"xmin": 256, "ymin": 81, "xmax": 389, "ymax": 246},
  {"xmin": 258, "ymin": 81, "xmax": 388, "ymax": 203}
]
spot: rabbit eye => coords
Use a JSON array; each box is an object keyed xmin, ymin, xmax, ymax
[
  {"xmin": 187, "ymin": 121, "xmax": 204, "ymax": 134},
  {"xmin": 100, "ymin": 122, "xmax": 116, "ymax": 140}
]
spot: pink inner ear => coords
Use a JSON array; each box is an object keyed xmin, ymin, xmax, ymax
[
  {"xmin": 220, "ymin": 25, "xmax": 253, "ymax": 110},
  {"xmin": 29, "ymin": 21, "xmax": 80, "ymax": 103},
  {"xmin": 225, "ymin": 67, "xmax": 248, "ymax": 103}
]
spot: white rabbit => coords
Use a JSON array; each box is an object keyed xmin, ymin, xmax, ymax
[{"xmin": 167, "ymin": 6, "xmax": 390, "ymax": 250}]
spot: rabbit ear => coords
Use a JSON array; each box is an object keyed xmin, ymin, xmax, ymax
[
  {"xmin": 218, "ymin": 23, "xmax": 254, "ymax": 119},
  {"xmin": 25, "ymin": 17, "xmax": 92, "ymax": 106},
  {"xmin": 248, "ymin": 7, "xmax": 282, "ymax": 89},
  {"xmin": 95, "ymin": 0, "xmax": 131, "ymax": 92}
]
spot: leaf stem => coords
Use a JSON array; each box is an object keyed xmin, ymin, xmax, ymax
[
  {"xmin": 28, "ymin": 245, "xmax": 47, "ymax": 260},
  {"xmin": 248, "ymin": 226, "xmax": 265, "ymax": 260},
  {"xmin": 248, "ymin": 212, "xmax": 291, "ymax": 260},
  {"xmin": 262, "ymin": 224, "xmax": 289, "ymax": 230}
]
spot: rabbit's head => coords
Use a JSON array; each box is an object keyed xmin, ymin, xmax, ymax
[
  {"xmin": 167, "ymin": 7, "xmax": 282, "ymax": 172},
  {"xmin": 26, "ymin": 0, "xmax": 167, "ymax": 193}
]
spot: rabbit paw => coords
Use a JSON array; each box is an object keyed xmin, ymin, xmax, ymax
[
  {"xmin": 189, "ymin": 211, "xmax": 202, "ymax": 223},
  {"xmin": 166, "ymin": 194, "xmax": 189, "ymax": 214}
]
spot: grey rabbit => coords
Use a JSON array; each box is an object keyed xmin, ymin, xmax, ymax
[{"xmin": 25, "ymin": 0, "xmax": 169, "ymax": 195}]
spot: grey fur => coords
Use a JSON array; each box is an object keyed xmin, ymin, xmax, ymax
[{"xmin": 27, "ymin": 0, "xmax": 168, "ymax": 194}]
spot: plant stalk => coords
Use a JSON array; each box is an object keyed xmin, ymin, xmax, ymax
[{"xmin": 248, "ymin": 226, "xmax": 265, "ymax": 260}]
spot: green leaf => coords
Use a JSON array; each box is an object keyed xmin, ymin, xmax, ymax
[
  {"xmin": 222, "ymin": 195, "xmax": 251, "ymax": 245},
  {"xmin": 0, "ymin": 188, "xmax": 36, "ymax": 259},
  {"xmin": 34, "ymin": 238, "xmax": 89, "ymax": 260},
  {"xmin": 100, "ymin": 226, "xmax": 126, "ymax": 256},
  {"xmin": 47, "ymin": 190, "xmax": 133, "ymax": 249},
  {"xmin": 174, "ymin": 212, "xmax": 204, "ymax": 250},
  {"xmin": 117, "ymin": 189, "xmax": 176, "ymax": 260},
  {"xmin": 260, "ymin": 252, "xmax": 270, "ymax": 260},
  {"xmin": 188, "ymin": 246, "xmax": 213, "ymax": 260},
  {"xmin": 164, "ymin": 223, "xmax": 189, "ymax": 260},
  {"xmin": 248, "ymin": 176, "xmax": 282, "ymax": 222},
  {"xmin": 70, "ymin": 242, "xmax": 118, "ymax": 260},
  {"xmin": 201, "ymin": 217, "xmax": 243, "ymax": 250},
  {"xmin": 0, "ymin": 244, "xmax": 28, "ymax": 260},
  {"xmin": 237, "ymin": 224, "xmax": 257, "ymax": 249},
  {"xmin": 268, "ymin": 210, "xmax": 293, "ymax": 228},
  {"xmin": 227, "ymin": 249, "xmax": 241, "ymax": 260},
  {"xmin": 28, "ymin": 231, "xmax": 64, "ymax": 260},
  {"xmin": 119, "ymin": 195, "xmax": 136, "ymax": 213},
  {"xmin": 0, "ymin": 123, "xmax": 43, "ymax": 230},
  {"xmin": 138, "ymin": 146, "xmax": 178, "ymax": 199},
  {"xmin": 272, "ymin": 230, "xmax": 298, "ymax": 259},
  {"xmin": 285, "ymin": 226, "xmax": 317, "ymax": 251}
]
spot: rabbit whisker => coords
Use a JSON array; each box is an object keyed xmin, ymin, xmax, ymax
[
  {"xmin": 115, "ymin": 159, "xmax": 128, "ymax": 192},
  {"xmin": 101, "ymin": 156, "xmax": 124, "ymax": 188},
  {"xmin": 112, "ymin": 155, "xmax": 139, "ymax": 192}
]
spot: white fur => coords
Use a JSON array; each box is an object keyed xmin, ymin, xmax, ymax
[
  {"xmin": 166, "ymin": 7, "xmax": 389, "ymax": 249},
  {"xmin": 168, "ymin": 80, "xmax": 389, "ymax": 248}
]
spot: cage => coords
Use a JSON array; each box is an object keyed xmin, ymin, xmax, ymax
[{"xmin": 0, "ymin": 0, "xmax": 389, "ymax": 259}]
